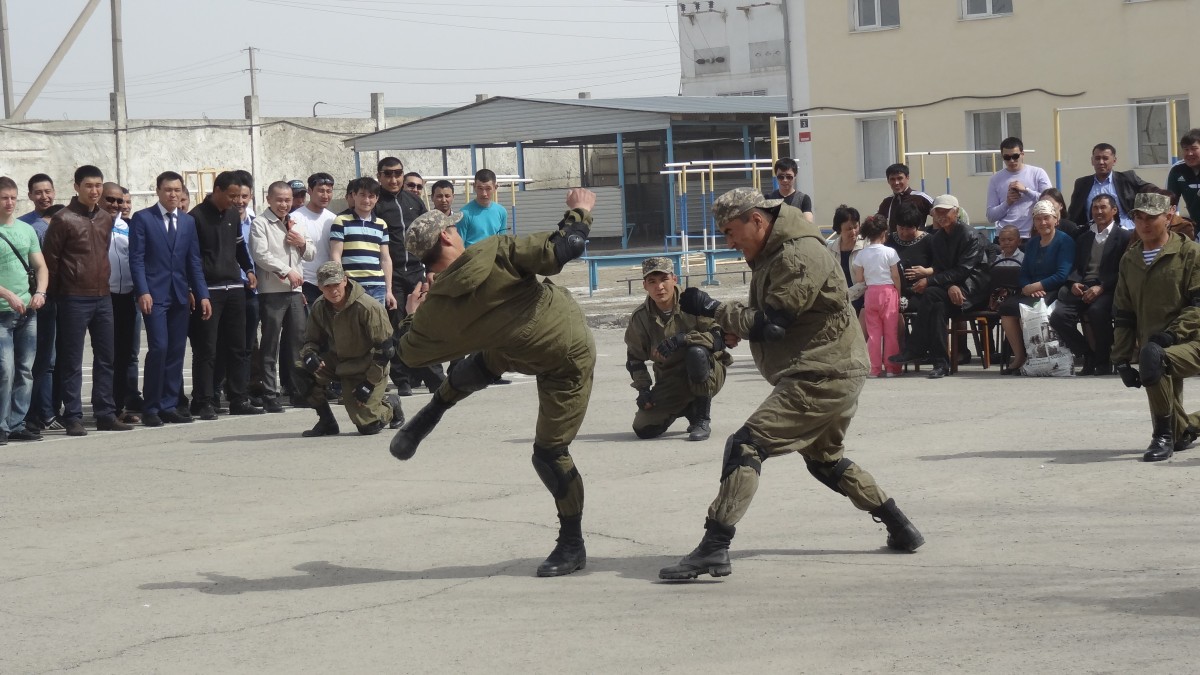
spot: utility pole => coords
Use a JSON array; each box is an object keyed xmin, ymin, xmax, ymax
[
  {"xmin": 12, "ymin": 0, "xmax": 101, "ymax": 120},
  {"xmin": 110, "ymin": 0, "xmax": 127, "ymax": 184},
  {"xmin": 111, "ymin": 0, "xmax": 124, "ymax": 95},
  {"xmin": 245, "ymin": 46, "xmax": 258, "ymax": 97},
  {"xmin": 244, "ymin": 46, "xmax": 261, "ymax": 204},
  {"xmin": 0, "ymin": 0, "xmax": 13, "ymax": 118}
]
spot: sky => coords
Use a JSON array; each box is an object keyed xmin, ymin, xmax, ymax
[{"xmin": 3, "ymin": 0, "xmax": 684, "ymax": 120}]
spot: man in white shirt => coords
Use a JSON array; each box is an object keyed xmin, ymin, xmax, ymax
[
  {"xmin": 984, "ymin": 137, "xmax": 1052, "ymax": 239},
  {"xmin": 291, "ymin": 172, "xmax": 336, "ymax": 306}
]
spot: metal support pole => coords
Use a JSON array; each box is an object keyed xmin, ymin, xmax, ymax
[
  {"xmin": 1053, "ymin": 108, "xmax": 1062, "ymax": 189},
  {"xmin": 469, "ymin": 145, "xmax": 477, "ymax": 174},
  {"xmin": 769, "ymin": 117, "xmax": 779, "ymax": 176},
  {"xmin": 354, "ymin": 151, "xmax": 361, "ymax": 178},
  {"xmin": 11, "ymin": 0, "xmax": 102, "ymax": 120},
  {"xmin": 895, "ymin": 109, "xmax": 906, "ymax": 165},
  {"xmin": 616, "ymin": 133, "xmax": 629, "ymax": 249},
  {"xmin": 515, "ymin": 141, "xmax": 526, "ymax": 191},
  {"xmin": 666, "ymin": 127, "xmax": 676, "ymax": 251},
  {"xmin": 0, "ymin": 0, "xmax": 15, "ymax": 117},
  {"xmin": 945, "ymin": 153, "xmax": 951, "ymax": 196},
  {"xmin": 742, "ymin": 124, "xmax": 752, "ymax": 181},
  {"xmin": 111, "ymin": 0, "xmax": 124, "ymax": 96},
  {"xmin": 1169, "ymin": 99, "xmax": 1179, "ymax": 165}
]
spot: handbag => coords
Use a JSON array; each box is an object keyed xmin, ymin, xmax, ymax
[{"xmin": 0, "ymin": 229, "xmax": 37, "ymax": 297}]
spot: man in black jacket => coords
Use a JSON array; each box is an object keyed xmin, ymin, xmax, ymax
[
  {"xmin": 1066, "ymin": 143, "xmax": 1149, "ymax": 228},
  {"xmin": 374, "ymin": 156, "xmax": 445, "ymax": 396},
  {"xmin": 889, "ymin": 194, "xmax": 989, "ymax": 379},
  {"xmin": 188, "ymin": 171, "xmax": 264, "ymax": 418},
  {"xmin": 1049, "ymin": 194, "xmax": 1130, "ymax": 376}
]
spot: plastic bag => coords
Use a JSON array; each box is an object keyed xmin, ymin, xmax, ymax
[{"xmin": 1018, "ymin": 299, "xmax": 1074, "ymax": 376}]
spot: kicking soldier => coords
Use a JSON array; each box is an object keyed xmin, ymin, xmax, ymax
[
  {"xmin": 625, "ymin": 257, "xmax": 731, "ymax": 441},
  {"xmin": 388, "ymin": 189, "xmax": 597, "ymax": 578},
  {"xmin": 1112, "ymin": 191, "xmax": 1200, "ymax": 461},
  {"xmin": 659, "ymin": 188, "xmax": 924, "ymax": 581},
  {"xmin": 294, "ymin": 261, "xmax": 404, "ymax": 437}
]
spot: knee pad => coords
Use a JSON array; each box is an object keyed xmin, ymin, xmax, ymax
[
  {"xmin": 721, "ymin": 426, "xmax": 767, "ymax": 481},
  {"xmin": 447, "ymin": 352, "xmax": 500, "ymax": 393},
  {"xmin": 684, "ymin": 345, "xmax": 711, "ymax": 385},
  {"xmin": 634, "ymin": 421, "xmax": 671, "ymax": 439},
  {"xmin": 531, "ymin": 444, "xmax": 580, "ymax": 499},
  {"xmin": 356, "ymin": 420, "xmax": 386, "ymax": 436},
  {"xmin": 805, "ymin": 457, "xmax": 853, "ymax": 495}
]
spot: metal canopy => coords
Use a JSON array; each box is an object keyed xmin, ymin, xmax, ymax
[{"xmin": 344, "ymin": 95, "xmax": 786, "ymax": 151}]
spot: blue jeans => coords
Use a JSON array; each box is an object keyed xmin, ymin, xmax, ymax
[
  {"xmin": 56, "ymin": 295, "xmax": 116, "ymax": 421},
  {"xmin": 0, "ymin": 311, "xmax": 38, "ymax": 433},
  {"xmin": 364, "ymin": 284, "xmax": 387, "ymax": 305},
  {"xmin": 29, "ymin": 299, "xmax": 59, "ymax": 424}
]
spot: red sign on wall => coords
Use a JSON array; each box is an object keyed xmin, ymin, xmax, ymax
[{"xmin": 797, "ymin": 131, "xmax": 812, "ymax": 143}]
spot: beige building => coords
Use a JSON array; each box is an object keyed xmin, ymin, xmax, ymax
[{"xmin": 688, "ymin": 0, "xmax": 1196, "ymax": 226}]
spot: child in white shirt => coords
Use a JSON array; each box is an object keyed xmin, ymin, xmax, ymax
[{"xmin": 852, "ymin": 215, "xmax": 903, "ymax": 377}]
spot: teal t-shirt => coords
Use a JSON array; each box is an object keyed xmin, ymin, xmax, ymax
[
  {"xmin": 0, "ymin": 220, "xmax": 40, "ymax": 313},
  {"xmin": 458, "ymin": 200, "xmax": 508, "ymax": 248}
]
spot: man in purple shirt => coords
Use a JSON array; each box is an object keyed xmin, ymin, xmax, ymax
[{"xmin": 985, "ymin": 137, "xmax": 1052, "ymax": 239}]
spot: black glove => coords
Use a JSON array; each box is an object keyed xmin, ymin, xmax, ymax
[
  {"xmin": 636, "ymin": 388, "xmax": 654, "ymax": 410},
  {"xmin": 655, "ymin": 332, "xmax": 687, "ymax": 360},
  {"xmin": 352, "ymin": 381, "xmax": 373, "ymax": 404},
  {"xmin": 680, "ymin": 287, "xmax": 720, "ymax": 318},
  {"xmin": 1117, "ymin": 362, "xmax": 1142, "ymax": 389},
  {"xmin": 1149, "ymin": 332, "xmax": 1177, "ymax": 347},
  {"xmin": 301, "ymin": 352, "xmax": 321, "ymax": 374}
]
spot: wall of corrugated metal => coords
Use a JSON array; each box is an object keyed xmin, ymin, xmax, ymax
[{"xmin": 507, "ymin": 186, "xmax": 624, "ymax": 240}]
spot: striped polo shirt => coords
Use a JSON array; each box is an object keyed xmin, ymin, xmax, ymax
[{"xmin": 330, "ymin": 212, "xmax": 390, "ymax": 289}]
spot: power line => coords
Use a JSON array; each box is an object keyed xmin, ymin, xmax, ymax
[{"xmin": 255, "ymin": 46, "xmax": 678, "ymax": 73}]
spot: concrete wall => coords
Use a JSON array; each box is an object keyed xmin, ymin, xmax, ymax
[{"xmin": 786, "ymin": 0, "xmax": 1196, "ymax": 226}]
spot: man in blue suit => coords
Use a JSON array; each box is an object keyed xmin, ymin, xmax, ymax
[{"xmin": 129, "ymin": 171, "xmax": 211, "ymax": 426}]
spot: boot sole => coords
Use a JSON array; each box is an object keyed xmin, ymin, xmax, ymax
[
  {"xmin": 658, "ymin": 564, "xmax": 732, "ymax": 580},
  {"xmin": 536, "ymin": 559, "xmax": 586, "ymax": 577},
  {"xmin": 887, "ymin": 535, "xmax": 926, "ymax": 553}
]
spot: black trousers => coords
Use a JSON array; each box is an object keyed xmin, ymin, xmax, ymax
[
  {"xmin": 111, "ymin": 292, "xmax": 138, "ymax": 413},
  {"xmin": 389, "ymin": 272, "xmax": 445, "ymax": 388},
  {"xmin": 907, "ymin": 286, "xmax": 967, "ymax": 365},
  {"xmin": 1049, "ymin": 286, "xmax": 1115, "ymax": 363},
  {"xmin": 191, "ymin": 288, "xmax": 248, "ymax": 407}
]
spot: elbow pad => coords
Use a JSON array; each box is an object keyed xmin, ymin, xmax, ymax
[
  {"xmin": 625, "ymin": 353, "xmax": 649, "ymax": 375},
  {"xmin": 748, "ymin": 306, "xmax": 793, "ymax": 342},
  {"xmin": 372, "ymin": 338, "xmax": 396, "ymax": 365},
  {"xmin": 551, "ymin": 208, "xmax": 592, "ymax": 265}
]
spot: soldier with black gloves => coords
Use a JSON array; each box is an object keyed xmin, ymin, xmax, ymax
[
  {"xmin": 388, "ymin": 189, "xmax": 597, "ymax": 578},
  {"xmin": 658, "ymin": 188, "xmax": 924, "ymax": 582},
  {"xmin": 1112, "ymin": 192, "xmax": 1200, "ymax": 462},
  {"xmin": 625, "ymin": 257, "xmax": 731, "ymax": 441},
  {"xmin": 294, "ymin": 261, "xmax": 403, "ymax": 437}
]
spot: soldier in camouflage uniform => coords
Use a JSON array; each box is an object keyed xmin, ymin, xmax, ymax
[
  {"xmin": 659, "ymin": 188, "xmax": 925, "ymax": 581},
  {"xmin": 625, "ymin": 257, "xmax": 731, "ymax": 442},
  {"xmin": 294, "ymin": 261, "xmax": 404, "ymax": 437},
  {"xmin": 388, "ymin": 190, "xmax": 597, "ymax": 578},
  {"xmin": 1112, "ymin": 192, "xmax": 1200, "ymax": 462}
]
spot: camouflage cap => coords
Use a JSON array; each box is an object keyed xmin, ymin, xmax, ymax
[
  {"xmin": 712, "ymin": 187, "xmax": 784, "ymax": 225},
  {"xmin": 641, "ymin": 256, "xmax": 674, "ymax": 278},
  {"xmin": 405, "ymin": 209, "xmax": 464, "ymax": 259},
  {"xmin": 1131, "ymin": 192, "xmax": 1171, "ymax": 216},
  {"xmin": 316, "ymin": 260, "xmax": 346, "ymax": 286}
]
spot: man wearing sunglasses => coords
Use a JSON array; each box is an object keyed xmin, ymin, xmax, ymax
[
  {"xmin": 101, "ymin": 183, "xmax": 141, "ymax": 425},
  {"xmin": 765, "ymin": 158, "xmax": 813, "ymax": 222},
  {"xmin": 375, "ymin": 156, "xmax": 444, "ymax": 397},
  {"xmin": 985, "ymin": 137, "xmax": 1052, "ymax": 240},
  {"xmin": 402, "ymin": 173, "xmax": 425, "ymax": 200}
]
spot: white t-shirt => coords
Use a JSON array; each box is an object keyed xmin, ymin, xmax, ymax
[
  {"xmin": 290, "ymin": 205, "xmax": 335, "ymax": 285},
  {"xmin": 852, "ymin": 242, "xmax": 900, "ymax": 286}
]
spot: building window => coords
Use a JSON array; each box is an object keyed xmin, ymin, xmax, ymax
[
  {"xmin": 969, "ymin": 109, "xmax": 1022, "ymax": 174},
  {"xmin": 853, "ymin": 0, "xmax": 899, "ymax": 31},
  {"xmin": 961, "ymin": 0, "xmax": 1013, "ymax": 18},
  {"xmin": 860, "ymin": 117, "xmax": 897, "ymax": 180},
  {"xmin": 1134, "ymin": 97, "xmax": 1191, "ymax": 166}
]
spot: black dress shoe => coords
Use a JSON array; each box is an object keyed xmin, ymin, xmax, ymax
[
  {"xmin": 229, "ymin": 401, "xmax": 266, "ymax": 415},
  {"xmin": 96, "ymin": 416, "xmax": 133, "ymax": 431},
  {"xmin": 197, "ymin": 404, "xmax": 218, "ymax": 421},
  {"xmin": 1093, "ymin": 363, "xmax": 1114, "ymax": 376},
  {"xmin": 8, "ymin": 428, "xmax": 43, "ymax": 441},
  {"xmin": 64, "ymin": 419, "xmax": 88, "ymax": 436},
  {"xmin": 926, "ymin": 363, "xmax": 950, "ymax": 379},
  {"xmin": 262, "ymin": 397, "xmax": 285, "ymax": 413},
  {"xmin": 395, "ymin": 382, "xmax": 413, "ymax": 397},
  {"xmin": 159, "ymin": 409, "xmax": 194, "ymax": 424},
  {"xmin": 888, "ymin": 351, "xmax": 923, "ymax": 365},
  {"xmin": 143, "ymin": 413, "xmax": 164, "ymax": 427}
]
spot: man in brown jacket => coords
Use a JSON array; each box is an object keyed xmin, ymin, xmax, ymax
[
  {"xmin": 659, "ymin": 188, "xmax": 923, "ymax": 581},
  {"xmin": 43, "ymin": 165, "xmax": 131, "ymax": 436}
]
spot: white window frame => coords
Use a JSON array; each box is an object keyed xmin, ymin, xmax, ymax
[
  {"xmin": 967, "ymin": 108, "xmax": 1022, "ymax": 175},
  {"xmin": 1131, "ymin": 97, "xmax": 1191, "ymax": 167},
  {"xmin": 960, "ymin": 0, "xmax": 1013, "ymax": 19},
  {"xmin": 851, "ymin": 0, "xmax": 900, "ymax": 32},
  {"xmin": 858, "ymin": 116, "xmax": 898, "ymax": 181}
]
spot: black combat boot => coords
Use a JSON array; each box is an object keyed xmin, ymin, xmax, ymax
[
  {"xmin": 386, "ymin": 392, "xmax": 405, "ymax": 429},
  {"xmin": 536, "ymin": 514, "xmax": 587, "ymax": 577},
  {"xmin": 685, "ymin": 397, "xmax": 712, "ymax": 442},
  {"xmin": 1144, "ymin": 414, "xmax": 1174, "ymax": 462},
  {"xmin": 389, "ymin": 392, "xmax": 454, "ymax": 461},
  {"xmin": 658, "ymin": 518, "xmax": 735, "ymax": 580},
  {"xmin": 1176, "ymin": 425, "xmax": 1198, "ymax": 453},
  {"xmin": 870, "ymin": 498, "xmax": 925, "ymax": 552},
  {"xmin": 302, "ymin": 403, "xmax": 340, "ymax": 437}
]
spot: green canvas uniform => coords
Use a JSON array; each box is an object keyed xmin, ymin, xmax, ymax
[
  {"xmin": 1113, "ymin": 231, "xmax": 1200, "ymax": 438},
  {"xmin": 398, "ymin": 229, "xmax": 596, "ymax": 519},
  {"xmin": 707, "ymin": 203, "xmax": 887, "ymax": 527},
  {"xmin": 625, "ymin": 288, "xmax": 730, "ymax": 437},
  {"xmin": 296, "ymin": 279, "xmax": 396, "ymax": 430}
]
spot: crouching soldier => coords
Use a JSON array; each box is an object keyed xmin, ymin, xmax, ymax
[
  {"xmin": 295, "ymin": 261, "xmax": 404, "ymax": 437},
  {"xmin": 1112, "ymin": 191, "xmax": 1200, "ymax": 461},
  {"xmin": 626, "ymin": 257, "xmax": 731, "ymax": 441}
]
